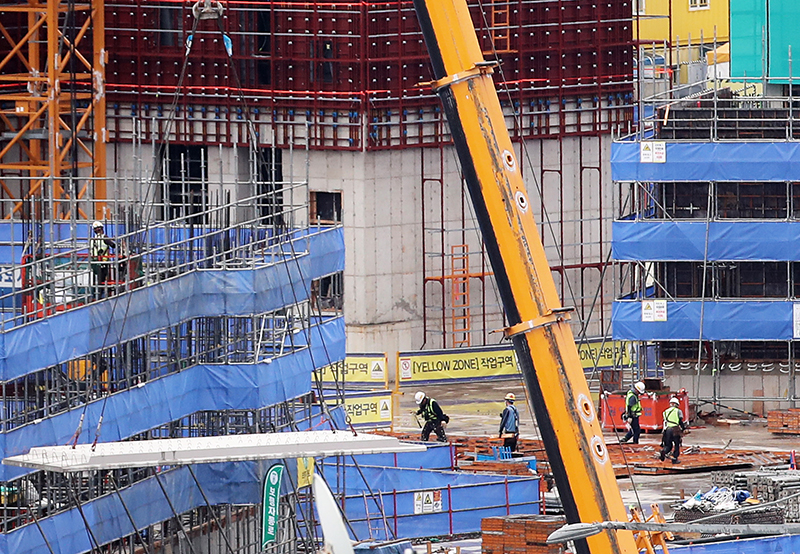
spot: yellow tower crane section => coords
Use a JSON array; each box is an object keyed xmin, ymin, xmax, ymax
[{"xmin": 0, "ymin": 0, "xmax": 107, "ymax": 220}]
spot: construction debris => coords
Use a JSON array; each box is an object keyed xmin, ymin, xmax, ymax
[
  {"xmin": 712, "ymin": 468, "xmax": 800, "ymax": 522},
  {"xmin": 381, "ymin": 432, "xmax": 789, "ymax": 477}
]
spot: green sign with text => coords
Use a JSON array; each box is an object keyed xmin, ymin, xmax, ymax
[{"xmin": 261, "ymin": 464, "xmax": 284, "ymax": 547}]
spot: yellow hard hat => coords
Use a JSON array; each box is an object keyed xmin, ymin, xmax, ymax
[{"xmin": 504, "ymin": 393, "xmax": 516, "ymax": 402}]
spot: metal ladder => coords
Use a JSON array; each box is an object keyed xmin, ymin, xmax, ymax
[{"xmin": 362, "ymin": 491, "xmax": 391, "ymax": 541}]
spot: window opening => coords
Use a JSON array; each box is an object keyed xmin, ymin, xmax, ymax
[
  {"xmin": 256, "ymin": 148, "xmax": 284, "ymax": 229},
  {"xmin": 165, "ymin": 145, "xmax": 208, "ymax": 224},
  {"xmin": 311, "ymin": 272, "xmax": 343, "ymax": 312},
  {"xmin": 310, "ymin": 191, "xmax": 342, "ymax": 223}
]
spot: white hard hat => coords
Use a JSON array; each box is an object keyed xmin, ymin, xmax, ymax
[
  {"xmin": 92, "ymin": 220, "xmax": 103, "ymax": 229},
  {"xmin": 414, "ymin": 391, "xmax": 425, "ymax": 405},
  {"xmin": 504, "ymin": 393, "xmax": 516, "ymax": 402},
  {"xmin": 669, "ymin": 396, "xmax": 680, "ymax": 405},
  {"xmin": 634, "ymin": 381, "xmax": 645, "ymax": 393}
]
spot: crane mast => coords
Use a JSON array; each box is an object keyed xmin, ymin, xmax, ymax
[{"xmin": 411, "ymin": 2, "xmax": 638, "ymax": 554}]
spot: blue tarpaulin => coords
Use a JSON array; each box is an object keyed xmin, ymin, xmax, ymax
[
  {"xmin": 317, "ymin": 465, "xmax": 539, "ymax": 541},
  {"xmin": 0, "ymin": 316, "xmax": 345, "ymax": 481},
  {"xmin": 612, "ymin": 141, "xmax": 800, "ymax": 182},
  {"xmin": 612, "ymin": 301, "xmax": 792, "ymax": 341},
  {"xmin": 674, "ymin": 534, "xmax": 800, "ymax": 554},
  {"xmin": 613, "ymin": 220, "xmax": 800, "ymax": 261},
  {"xmin": 0, "ymin": 226, "xmax": 344, "ymax": 380}
]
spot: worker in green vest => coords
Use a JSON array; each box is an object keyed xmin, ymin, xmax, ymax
[
  {"xmin": 414, "ymin": 391, "xmax": 449, "ymax": 442},
  {"xmin": 620, "ymin": 381, "xmax": 645, "ymax": 444},
  {"xmin": 659, "ymin": 396, "xmax": 688, "ymax": 463}
]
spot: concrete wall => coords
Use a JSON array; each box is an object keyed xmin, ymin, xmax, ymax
[
  {"xmin": 108, "ymin": 128, "xmax": 617, "ymax": 379},
  {"xmin": 294, "ymin": 134, "xmax": 617, "ymax": 372}
]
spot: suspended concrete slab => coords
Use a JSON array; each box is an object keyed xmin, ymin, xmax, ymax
[{"xmin": 3, "ymin": 430, "xmax": 426, "ymax": 472}]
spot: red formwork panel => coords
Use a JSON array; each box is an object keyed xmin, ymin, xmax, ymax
[{"xmin": 101, "ymin": 0, "xmax": 632, "ymax": 147}]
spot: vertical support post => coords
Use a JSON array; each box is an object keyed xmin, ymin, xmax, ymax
[
  {"xmin": 504, "ymin": 476, "xmax": 509, "ymax": 516},
  {"xmin": 447, "ymin": 484, "xmax": 453, "ymax": 535}
]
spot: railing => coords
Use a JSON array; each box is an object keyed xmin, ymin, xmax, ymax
[
  {"xmin": 0, "ymin": 186, "xmax": 336, "ymax": 330},
  {"xmin": 0, "ymin": 395, "xmax": 316, "ymax": 534}
]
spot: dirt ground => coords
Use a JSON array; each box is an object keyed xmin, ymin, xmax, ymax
[{"xmin": 393, "ymin": 380, "xmax": 800, "ymax": 513}]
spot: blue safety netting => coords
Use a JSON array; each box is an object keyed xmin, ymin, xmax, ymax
[
  {"xmin": 0, "ymin": 461, "xmax": 267, "ymax": 554},
  {"xmin": 315, "ymin": 465, "xmax": 539, "ymax": 541},
  {"xmin": 612, "ymin": 301, "xmax": 792, "ymax": 341},
  {"xmin": 344, "ymin": 443, "xmax": 453, "ymax": 470},
  {"xmin": 0, "ymin": 226, "xmax": 344, "ymax": 380},
  {"xmin": 673, "ymin": 534, "xmax": 800, "ymax": 554},
  {"xmin": 613, "ymin": 221, "xmax": 800, "ymax": 261},
  {"xmin": 0, "ymin": 316, "xmax": 345, "ymax": 481},
  {"xmin": 611, "ymin": 141, "xmax": 800, "ymax": 182},
  {"xmin": 1, "ymin": 458, "xmax": 539, "ymax": 554}
]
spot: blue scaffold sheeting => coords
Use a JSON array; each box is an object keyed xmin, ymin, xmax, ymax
[
  {"xmin": 315, "ymin": 465, "xmax": 539, "ymax": 541},
  {"xmin": 613, "ymin": 220, "xmax": 800, "ymax": 261},
  {"xmin": 611, "ymin": 141, "xmax": 800, "ymax": 182},
  {"xmin": 673, "ymin": 534, "xmax": 800, "ymax": 554},
  {"xmin": 347, "ymin": 442, "xmax": 453, "ymax": 470},
  {"xmin": 0, "ymin": 316, "xmax": 345, "ymax": 481},
  {"xmin": 0, "ymin": 226, "xmax": 344, "ymax": 381},
  {"xmin": 0, "ymin": 461, "xmax": 274, "ymax": 554},
  {"xmin": 612, "ymin": 301, "xmax": 792, "ymax": 341}
]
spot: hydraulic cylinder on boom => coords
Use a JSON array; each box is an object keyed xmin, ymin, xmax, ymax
[{"xmin": 411, "ymin": 2, "xmax": 638, "ymax": 554}]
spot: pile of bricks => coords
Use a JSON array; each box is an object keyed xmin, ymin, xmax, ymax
[
  {"xmin": 481, "ymin": 515, "xmax": 566, "ymax": 554},
  {"xmin": 767, "ymin": 409, "xmax": 800, "ymax": 434}
]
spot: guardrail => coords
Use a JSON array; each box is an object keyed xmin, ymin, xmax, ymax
[{"xmin": 0, "ymin": 186, "xmax": 333, "ymax": 330}]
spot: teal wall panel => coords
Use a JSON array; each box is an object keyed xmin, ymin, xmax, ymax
[
  {"xmin": 768, "ymin": 0, "xmax": 800, "ymax": 79},
  {"xmin": 730, "ymin": 0, "xmax": 767, "ymax": 78}
]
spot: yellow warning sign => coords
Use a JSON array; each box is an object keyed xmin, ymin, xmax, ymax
[
  {"xmin": 297, "ymin": 458, "xmax": 315, "ymax": 488},
  {"xmin": 398, "ymin": 341, "xmax": 632, "ymax": 385},
  {"xmin": 316, "ymin": 353, "xmax": 388, "ymax": 388},
  {"xmin": 577, "ymin": 339, "xmax": 632, "ymax": 369},
  {"xmin": 397, "ymin": 345, "xmax": 519, "ymax": 384},
  {"xmin": 343, "ymin": 390, "xmax": 393, "ymax": 427}
]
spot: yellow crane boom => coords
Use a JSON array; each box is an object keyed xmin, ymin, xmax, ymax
[{"xmin": 411, "ymin": 2, "xmax": 638, "ymax": 554}]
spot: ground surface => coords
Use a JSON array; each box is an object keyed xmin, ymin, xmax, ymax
[
  {"xmin": 394, "ymin": 380, "xmax": 799, "ymax": 512},
  {"xmin": 396, "ymin": 380, "xmax": 800, "ymax": 552}
]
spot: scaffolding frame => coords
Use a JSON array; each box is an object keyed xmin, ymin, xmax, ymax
[{"xmin": 614, "ymin": 57, "xmax": 800, "ymax": 412}]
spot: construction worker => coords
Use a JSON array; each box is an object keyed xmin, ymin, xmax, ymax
[
  {"xmin": 414, "ymin": 391, "xmax": 449, "ymax": 442},
  {"xmin": 620, "ymin": 381, "xmax": 645, "ymax": 444},
  {"xmin": 660, "ymin": 396, "xmax": 688, "ymax": 464},
  {"xmin": 90, "ymin": 221, "xmax": 115, "ymax": 298},
  {"xmin": 498, "ymin": 392, "xmax": 520, "ymax": 452}
]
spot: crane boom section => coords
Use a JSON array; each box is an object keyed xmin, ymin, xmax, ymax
[{"xmin": 412, "ymin": 2, "xmax": 637, "ymax": 554}]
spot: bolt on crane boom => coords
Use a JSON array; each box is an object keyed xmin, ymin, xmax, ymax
[{"xmin": 411, "ymin": 2, "xmax": 638, "ymax": 554}]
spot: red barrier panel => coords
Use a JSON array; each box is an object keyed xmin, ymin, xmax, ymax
[{"xmin": 601, "ymin": 390, "xmax": 690, "ymax": 432}]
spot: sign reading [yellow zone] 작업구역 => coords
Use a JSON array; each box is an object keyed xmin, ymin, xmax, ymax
[
  {"xmin": 343, "ymin": 390, "xmax": 393, "ymax": 427},
  {"xmin": 576, "ymin": 339, "xmax": 632, "ymax": 370},
  {"xmin": 397, "ymin": 341, "xmax": 632, "ymax": 384},
  {"xmin": 316, "ymin": 354, "xmax": 388, "ymax": 388},
  {"xmin": 397, "ymin": 346, "xmax": 518, "ymax": 383}
]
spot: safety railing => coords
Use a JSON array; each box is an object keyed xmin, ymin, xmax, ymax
[
  {"xmin": 627, "ymin": 70, "xmax": 800, "ymax": 142},
  {"xmin": 0, "ymin": 185, "xmax": 338, "ymax": 330}
]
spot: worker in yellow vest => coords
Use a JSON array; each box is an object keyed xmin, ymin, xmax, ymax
[
  {"xmin": 620, "ymin": 381, "xmax": 645, "ymax": 444},
  {"xmin": 660, "ymin": 396, "xmax": 688, "ymax": 463}
]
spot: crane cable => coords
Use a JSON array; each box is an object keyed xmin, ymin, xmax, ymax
[{"xmin": 67, "ymin": 11, "xmax": 203, "ymax": 450}]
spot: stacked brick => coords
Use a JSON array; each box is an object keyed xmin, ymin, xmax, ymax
[
  {"xmin": 767, "ymin": 409, "xmax": 800, "ymax": 434},
  {"xmin": 481, "ymin": 515, "xmax": 566, "ymax": 554}
]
